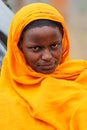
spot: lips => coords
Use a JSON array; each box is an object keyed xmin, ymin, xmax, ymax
[
  {"xmin": 38, "ymin": 64, "xmax": 55, "ymax": 70},
  {"xmin": 42, "ymin": 65, "xmax": 54, "ymax": 69},
  {"xmin": 40, "ymin": 65, "xmax": 56, "ymax": 74},
  {"xmin": 37, "ymin": 63, "xmax": 57, "ymax": 74}
]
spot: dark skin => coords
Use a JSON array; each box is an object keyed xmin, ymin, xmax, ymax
[{"xmin": 19, "ymin": 26, "xmax": 63, "ymax": 74}]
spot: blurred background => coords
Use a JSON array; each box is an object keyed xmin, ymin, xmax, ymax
[{"xmin": 0, "ymin": 0, "xmax": 87, "ymax": 66}]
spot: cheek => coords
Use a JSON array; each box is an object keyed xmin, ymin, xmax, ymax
[
  {"xmin": 53, "ymin": 48, "xmax": 62, "ymax": 59},
  {"xmin": 24, "ymin": 52, "xmax": 40, "ymax": 64}
]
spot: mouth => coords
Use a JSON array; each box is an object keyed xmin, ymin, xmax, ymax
[
  {"xmin": 41, "ymin": 65, "xmax": 54, "ymax": 69},
  {"xmin": 38, "ymin": 63, "xmax": 55, "ymax": 68},
  {"xmin": 38, "ymin": 64, "xmax": 56, "ymax": 74}
]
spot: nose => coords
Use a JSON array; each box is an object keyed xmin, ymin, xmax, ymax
[{"xmin": 41, "ymin": 49, "xmax": 52, "ymax": 61}]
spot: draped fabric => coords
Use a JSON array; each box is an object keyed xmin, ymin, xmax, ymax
[{"xmin": 0, "ymin": 3, "xmax": 87, "ymax": 130}]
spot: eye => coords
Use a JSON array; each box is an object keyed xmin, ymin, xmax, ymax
[
  {"xmin": 31, "ymin": 46, "xmax": 42, "ymax": 52},
  {"xmin": 50, "ymin": 43, "xmax": 61, "ymax": 49}
]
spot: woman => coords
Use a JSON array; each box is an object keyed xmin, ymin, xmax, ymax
[{"xmin": 0, "ymin": 3, "xmax": 87, "ymax": 130}]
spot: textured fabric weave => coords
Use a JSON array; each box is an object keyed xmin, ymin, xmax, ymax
[{"xmin": 0, "ymin": 3, "xmax": 87, "ymax": 130}]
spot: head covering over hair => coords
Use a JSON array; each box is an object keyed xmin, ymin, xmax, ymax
[
  {"xmin": 0, "ymin": 3, "xmax": 87, "ymax": 130},
  {"xmin": 8, "ymin": 2, "xmax": 70, "ymax": 64}
]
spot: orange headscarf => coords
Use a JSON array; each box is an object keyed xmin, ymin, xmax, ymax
[{"xmin": 0, "ymin": 3, "xmax": 87, "ymax": 130}]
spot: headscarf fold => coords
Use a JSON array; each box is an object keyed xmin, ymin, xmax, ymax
[{"xmin": 0, "ymin": 3, "xmax": 87, "ymax": 130}]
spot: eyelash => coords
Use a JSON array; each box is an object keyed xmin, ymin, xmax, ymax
[
  {"xmin": 30, "ymin": 46, "xmax": 42, "ymax": 52},
  {"xmin": 28, "ymin": 43, "xmax": 61, "ymax": 52},
  {"xmin": 50, "ymin": 43, "xmax": 61, "ymax": 49}
]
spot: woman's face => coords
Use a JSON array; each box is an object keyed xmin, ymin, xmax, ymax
[{"xmin": 19, "ymin": 26, "xmax": 63, "ymax": 74}]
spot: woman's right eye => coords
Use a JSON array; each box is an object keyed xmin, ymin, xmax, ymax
[{"xmin": 28, "ymin": 46, "xmax": 42, "ymax": 52}]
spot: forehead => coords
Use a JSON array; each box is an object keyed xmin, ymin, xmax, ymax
[{"xmin": 23, "ymin": 26, "xmax": 62, "ymax": 41}]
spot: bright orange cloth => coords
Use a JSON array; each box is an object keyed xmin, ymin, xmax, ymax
[{"xmin": 0, "ymin": 3, "xmax": 87, "ymax": 130}]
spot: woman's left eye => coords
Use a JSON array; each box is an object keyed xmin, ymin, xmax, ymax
[
  {"xmin": 51, "ymin": 43, "xmax": 58, "ymax": 49},
  {"xmin": 51, "ymin": 43, "xmax": 61, "ymax": 49}
]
